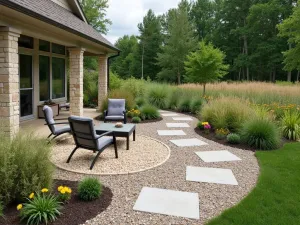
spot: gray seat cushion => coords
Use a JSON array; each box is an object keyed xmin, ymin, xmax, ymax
[
  {"xmin": 107, "ymin": 99, "xmax": 125, "ymax": 116},
  {"xmin": 105, "ymin": 115, "xmax": 124, "ymax": 120},
  {"xmin": 96, "ymin": 136, "xmax": 114, "ymax": 150},
  {"xmin": 55, "ymin": 126, "xmax": 71, "ymax": 135}
]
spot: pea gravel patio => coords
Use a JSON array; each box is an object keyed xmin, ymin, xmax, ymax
[{"xmin": 48, "ymin": 109, "xmax": 259, "ymax": 225}]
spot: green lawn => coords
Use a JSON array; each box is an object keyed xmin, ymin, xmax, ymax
[{"xmin": 207, "ymin": 142, "xmax": 300, "ymax": 225}]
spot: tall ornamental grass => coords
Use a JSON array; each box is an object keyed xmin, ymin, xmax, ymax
[
  {"xmin": 147, "ymin": 85, "xmax": 170, "ymax": 109},
  {"xmin": 0, "ymin": 133, "xmax": 54, "ymax": 205},
  {"xmin": 281, "ymin": 110, "xmax": 300, "ymax": 141},
  {"xmin": 200, "ymin": 97, "xmax": 254, "ymax": 132}
]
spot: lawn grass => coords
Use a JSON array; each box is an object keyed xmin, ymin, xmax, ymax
[{"xmin": 206, "ymin": 142, "xmax": 300, "ymax": 225}]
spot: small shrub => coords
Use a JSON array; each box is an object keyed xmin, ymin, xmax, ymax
[
  {"xmin": 132, "ymin": 117, "xmax": 141, "ymax": 123},
  {"xmin": 240, "ymin": 118, "xmax": 280, "ymax": 150},
  {"xmin": 128, "ymin": 109, "xmax": 141, "ymax": 118},
  {"xmin": 20, "ymin": 193, "xmax": 62, "ymax": 225},
  {"xmin": 178, "ymin": 98, "xmax": 192, "ymax": 112},
  {"xmin": 281, "ymin": 110, "xmax": 300, "ymax": 141},
  {"xmin": 140, "ymin": 104, "xmax": 160, "ymax": 120},
  {"xmin": 148, "ymin": 86, "xmax": 168, "ymax": 109},
  {"xmin": 121, "ymin": 78, "xmax": 146, "ymax": 98},
  {"xmin": 215, "ymin": 128, "xmax": 230, "ymax": 140},
  {"xmin": 78, "ymin": 177, "xmax": 102, "ymax": 201},
  {"xmin": 100, "ymin": 89, "xmax": 135, "ymax": 112},
  {"xmin": 227, "ymin": 133, "xmax": 241, "ymax": 144},
  {"xmin": 135, "ymin": 97, "xmax": 146, "ymax": 107},
  {"xmin": 191, "ymin": 98, "xmax": 203, "ymax": 114},
  {"xmin": 167, "ymin": 88, "xmax": 182, "ymax": 110},
  {"xmin": 201, "ymin": 97, "xmax": 254, "ymax": 132},
  {"xmin": 0, "ymin": 133, "xmax": 53, "ymax": 205},
  {"xmin": 109, "ymin": 71, "xmax": 122, "ymax": 90}
]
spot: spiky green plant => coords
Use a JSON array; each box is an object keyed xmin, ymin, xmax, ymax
[{"xmin": 281, "ymin": 110, "xmax": 300, "ymax": 141}]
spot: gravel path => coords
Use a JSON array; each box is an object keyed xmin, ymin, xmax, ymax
[{"xmin": 53, "ymin": 111, "xmax": 259, "ymax": 225}]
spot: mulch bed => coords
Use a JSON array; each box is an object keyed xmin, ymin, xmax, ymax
[
  {"xmin": 0, "ymin": 180, "xmax": 113, "ymax": 225},
  {"xmin": 94, "ymin": 116, "xmax": 163, "ymax": 124}
]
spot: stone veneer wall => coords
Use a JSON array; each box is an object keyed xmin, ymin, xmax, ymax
[
  {"xmin": 98, "ymin": 55, "xmax": 108, "ymax": 110},
  {"xmin": 0, "ymin": 27, "xmax": 20, "ymax": 138},
  {"xmin": 69, "ymin": 48, "xmax": 84, "ymax": 117}
]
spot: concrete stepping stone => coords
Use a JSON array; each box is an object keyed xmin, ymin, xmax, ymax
[
  {"xmin": 195, "ymin": 150, "xmax": 241, "ymax": 163},
  {"xmin": 170, "ymin": 138, "xmax": 208, "ymax": 147},
  {"xmin": 161, "ymin": 113, "xmax": 179, "ymax": 116},
  {"xmin": 173, "ymin": 117, "xmax": 193, "ymax": 121},
  {"xmin": 166, "ymin": 123, "xmax": 190, "ymax": 128},
  {"xmin": 157, "ymin": 130, "xmax": 186, "ymax": 136},
  {"xmin": 133, "ymin": 187, "xmax": 200, "ymax": 219},
  {"xmin": 186, "ymin": 166, "xmax": 238, "ymax": 185}
]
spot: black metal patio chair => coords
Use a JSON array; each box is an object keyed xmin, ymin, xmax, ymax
[
  {"xmin": 43, "ymin": 105, "xmax": 71, "ymax": 141},
  {"xmin": 67, "ymin": 116, "xmax": 118, "ymax": 170},
  {"xmin": 104, "ymin": 99, "xmax": 127, "ymax": 124}
]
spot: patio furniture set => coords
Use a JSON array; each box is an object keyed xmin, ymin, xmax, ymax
[{"xmin": 43, "ymin": 99, "xmax": 136, "ymax": 170}]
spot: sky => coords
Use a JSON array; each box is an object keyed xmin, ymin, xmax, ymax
[{"xmin": 103, "ymin": 0, "xmax": 181, "ymax": 44}]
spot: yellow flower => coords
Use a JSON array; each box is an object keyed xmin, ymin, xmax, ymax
[
  {"xmin": 58, "ymin": 186, "xmax": 64, "ymax": 192},
  {"xmin": 41, "ymin": 188, "xmax": 49, "ymax": 193},
  {"xmin": 29, "ymin": 192, "xmax": 34, "ymax": 199},
  {"xmin": 66, "ymin": 187, "xmax": 72, "ymax": 194},
  {"xmin": 17, "ymin": 204, "xmax": 23, "ymax": 210},
  {"xmin": 60, "ymin": 189, "xmax": 66, "ymax": 194}
]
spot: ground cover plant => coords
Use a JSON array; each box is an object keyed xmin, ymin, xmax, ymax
[
  {"xmin": 78, "ymin": 177, "xmax": 103, "ymax": 201},
  {"xmin": 206, "ymin": 142, "xmax": 300, "ymax": 225}
]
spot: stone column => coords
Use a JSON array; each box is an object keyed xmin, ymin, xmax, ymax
[
  {"xmin": 68, "ymin": 48, "xmax": 85, "ymax": 117},
  {"xmin": 0, "ymin": 27, "xmax": 21, "ymax": 138},
  {"xmin": 98, "ymin": 55, "xmax": 108, "ymax": 109}
]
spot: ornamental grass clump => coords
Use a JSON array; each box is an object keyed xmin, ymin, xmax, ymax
[
  {"xmin": 0, "ymin": 133, "xmax": 53, "ymax": 205},
  {"xmin": 201, "ymin": 96, "xmax": 254, "ymax": 132},
  {"xmin": 241, "ymin": 118, "xmax": 280, "ymax": 150},
  {"xmin": 227, "ymin": 133, "xmax": 241, "ymax": 144},
  {"xmin": 191, "ymin": 98, "xmax": 203, "ymax": 114},
  {"xmin": 178, "ymin": 98, "xmax": 192, "ymax": 112},
  {"xmin": 147, "ymin": 86, "xmax": 169, "ymax": 109},
  {"xmin": 78, "ymin": 177, "xmax": 102, "ymax": 201},
  {"xmin": 132, "ymin": 117, "xmax": 141, "ymax": 123},
  {"xmin": 140, "ymin": 104, "xmax": 160, "ymax": 120},
  {"xmin": 281, "ymin": 110, "xmax": 300, "ymax": 141}
]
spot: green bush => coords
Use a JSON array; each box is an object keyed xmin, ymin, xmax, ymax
[
  {"xmin": 20, "ymin": 193, "xmax": 62, "ymax": 225},
  {"xmin": 241, "ymin": 118, "xmax": 280, "ymax": 150},
  {"xmin": 100, "ymin": 89, "xmax": 135, "ymax": 112},
  {"xmin": 167, "ymin": 89, "xmax": 182, "ymax": 110},
  {"xmin": 178, "ymin": 98, "xmax": 192, "ymax": 112},
  {"xmin": 0, "ymin": 133, "xmax": 53, "ymax": 205},
  {"xmin": 135, "ymin": 97, "xmax": 146, "ymax": 107},
  {"xmin": 201, "ymin": 97, "xmax": 254, "ymax": 132},
  {"xmin": 148, "ymin": 86, "xmax": 169, "ymax": 109},
  {"xmin": 132, "ymin": 117, "xmax": 141, "ymax": 123},
  {"xmin": 191, "ymin": 98, "xmax": 203, "ymax": 114},
  {"xmin": 140, "ymin": 104, "xmax": 160, "ymax": 120},
  {"xmin": 78, "ymin": 177, "xmax": 102, "ymax": 201},
  {"xmin": 281, "ymin": 110, "xmax": 300, "ymax": 141},
  {"xmin": 83, "ymin": 70, "xmax": 98, "ymax": 107},
  {"xmin": 0, "ymin": 201, "xmax": 3, "ymax": 217},
  {"xmin": 109, "ymin": 71, "xmax": 122, "ymax": 90},
  {"xmin": 227, "ymin": 133, "xmax": 241, "ymax": 144},
  {"xmin": 121, "ymin": 78, "xmax": 146, "ymax": 98}
]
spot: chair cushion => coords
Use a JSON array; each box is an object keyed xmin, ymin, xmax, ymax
[
  {"xmin": 96, "ymin": 136, "xmax": 114, "ymax": 150},
  {"xmin": 55, "ymin": 126, "xmax": 71, "ymax": 135},
  {"xmin": 43, "ymin": 105, "xmax": 56, "ymax": 134},
  {"xmin": 107, "ymin": 99, "xmax": 125, "ymax": 116},
  {"xmin": 105, "ymin": 115, "xmax": 124, "ymax": 120}
]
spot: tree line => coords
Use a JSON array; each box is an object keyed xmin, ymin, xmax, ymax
[{"xmin": 80, "ymin": 0, "xmax": 300, "ymax": 83}]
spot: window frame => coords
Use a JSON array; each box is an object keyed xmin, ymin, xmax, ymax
[{"xmin": 38, "ymin": 40, "xmax": 67, "ymax": 103}]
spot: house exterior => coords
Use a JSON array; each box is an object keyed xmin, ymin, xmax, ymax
[{"xmin": 0, "ymin": 0, "xmax": 119, "ymax": 138}]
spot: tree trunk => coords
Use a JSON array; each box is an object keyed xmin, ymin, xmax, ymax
[
  {"xmin": 297, "ymin": 70, "xmax": 299, "ymax": 82},
  {"xmin": 203, "ymin": 83, "xmax": 206, "ymax": 96},
  {"xmin": 238, "ymin": 68, "xmax": 241, "ymax": 81},
  {"xmin": 273, "ymin": 69, "xmax": 276, "ymax": 83},
  {"xmin": 287, "ymin": 43, "xmax": 292, "ymax": 82},
  {"xmin": 177, "ymin": 71, "xmax": 181, "ymax": 85},
  {"xmin": 269, "ymin": 71, "xmax": 272, "ymax": 82},
  {"xmin": 244, "ymin": 35, "xmax": 249, "ymax": 81},
  {"xmin": 141, "ymin": 43, "xmax": 144, "ymax": 79}
]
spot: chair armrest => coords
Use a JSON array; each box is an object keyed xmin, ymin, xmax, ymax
[
  {"xmin": 44, "ymin": 122, "xmax": 69, "ymax": 125},
  {"xmin": 123, "ymin": 110, "xmax": 126, "ymax": 115},
  {"xmin": 95, "ymin": 131, "xmax": 114, "ymax": 139}
]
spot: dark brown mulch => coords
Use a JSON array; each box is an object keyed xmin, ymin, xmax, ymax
[
  {"xmin": 94, "ymin": 115, "xmax": 163, "ymax": 124},
  {"xmin": 0, "ymin": 180, "xmax": 113, "ymax": 225},
  {"xmin": 194, "ymin": 127, "xmax": 257, "ymax": 152}
]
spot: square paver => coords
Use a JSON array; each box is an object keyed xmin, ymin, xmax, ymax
[
  {"xmin": 186, "ymin": 166, "xmax": 238, "ymax": 185},
  {"xmin": 173, "ymin": 117, "xmax": 193, "ymax": 121},
  {"xmin": 166, "ymin": 123, "xmax": 190, "ymax": 128},
  {"xmin": 195, "ymin": 150, "xmax": 241, "ymax": 163},
  {"xmin": 157, "ymin": 130, "xmax": 186, "ymax": 136},
  {"xmin": 170, "ymin": 138, "xmax": 208, "ymax": 147},
  {"xmin": 161, "ymin": 113, "xmax": 179, "ymax": 116},
  {"xmin": 133, "ymin": 187, "xmax": 200, "ymax": 219}
]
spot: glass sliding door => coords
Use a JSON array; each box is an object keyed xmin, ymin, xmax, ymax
[
  {"xmin": 19, "ymin": 54, "xmax": 33, "ymax": 118},
  {"xmin": 52, "ymin": 57, "xmax": 65, "ymax": 99}
]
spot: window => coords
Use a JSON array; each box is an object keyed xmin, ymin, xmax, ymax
[
  {"xmin": 18, "ymin": 35, "xmax": 34, "ymax": 49},
  {"xmin": 52, "ymin": 57, "xmax": 65, "ymax": 99},
  {"xmin": 52, "ymin": 43, "xmax": 65, "ymax": 55},
  {"xmin": 39, "ymin": 40, "xmax": 50, "ymax": 52},
  {"xmin": 39, "ymin": 55, "xmax": 50, "ymax": 101}
]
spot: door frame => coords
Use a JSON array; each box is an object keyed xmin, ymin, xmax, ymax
[{"xmin": 19, "ymin": 50, "xmax": 34, "ymax": 121}]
